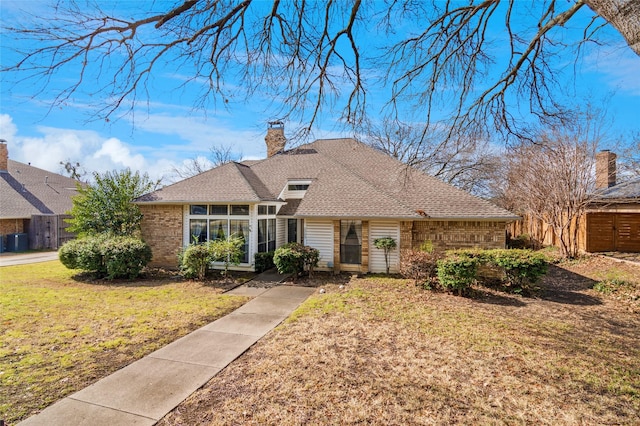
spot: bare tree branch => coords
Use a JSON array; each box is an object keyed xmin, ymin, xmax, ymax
[{"xmin": 2, "ymin": 0, "xmax": 638, "ymax": 142}]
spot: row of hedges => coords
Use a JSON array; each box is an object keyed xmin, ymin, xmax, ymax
[
  {"xmin": 59, "ymin": 235, "xmax": 152, "ymax": 279},
  {"xmin": 401, "ymin": 248, "xmax": 548, "ymax": 296}
]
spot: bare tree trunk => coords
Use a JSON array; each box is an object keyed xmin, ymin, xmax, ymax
[{"xmin": 585, "ymin": 0, "xmax": 640, "ymax": 55}]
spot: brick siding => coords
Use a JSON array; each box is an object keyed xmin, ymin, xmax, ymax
[
  {"xmin": 404, "ymin": 220, "xmax": 506, "ymax": 252},
  {"xmin": 0, "ymin": 219, "xmax": 26, "ymax": 235},
  {"xmin": 139, "ymin": 205, "xmax": 183, "ymax": 268}
]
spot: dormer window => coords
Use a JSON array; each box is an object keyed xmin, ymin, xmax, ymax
[
  {"xmin": 279, "ymin": 179, "xmax": 312, "ymax": 200},
  {"xmin": 288, "ymin": 184, "xmax": 309, "ymax": 191}
]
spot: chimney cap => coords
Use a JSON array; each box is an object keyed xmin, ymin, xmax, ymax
[{"xmin": 268, "ymin": 120, "xmax": 284, "ymax": 128}]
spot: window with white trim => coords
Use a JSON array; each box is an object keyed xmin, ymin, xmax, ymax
[
  {"xmin": 257, "ymin": 204, "xmax": 277, "ymax": 252},
  {"xmin": 187, "ymin": 204, "xmax": 250, "ymax": 263}
]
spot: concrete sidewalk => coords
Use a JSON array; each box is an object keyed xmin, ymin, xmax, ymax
[
  {"xmin": 0, "ymin": 251, "xmax": 59, "ymax": 266},
  {"xmin": 19, "ymin": 283, "xmax": 315, "ymax": 426}
]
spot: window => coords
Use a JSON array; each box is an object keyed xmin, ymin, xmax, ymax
[
  {"xmin": 190, "ymin": 205, "xmax": 208, "ymax": 215},
  {"xmin": 209, "ymin": 205, "xmax": 228, "ymax": 215},
  {"xmin": 230, "ymin": 220, "xmax": 249, "ymax": 263},
  {"xmin": 209, "ymin": 219, "xmax": 227, "ymax": 241},
  {"xmin": 340, "ymin": 220, "xmax": 362, "ymax": 264},
  {"xmin": 258, "ymin": 205, "xmax": 276, "ymax": 215},
  {"xmin": 231, "ymin": 204, "xmax": 249, "ymax": 215},
  {"xmin": 288, "ymin": 184, "xmax": 309, "ymax": 191},
  {"xmin": 258, "ymin": 218, "xmax": 276, "ymax": 252},
  {"xmin": 190, "ymin": 219, "xmax": 208, "ymax": 243},
  {"xmin": 188, "ymin": 204, "xmax": 251, "ymax": 263},
  {"xmin": 287, "ymin": 219, "xmax": 297, "ymax": 243}
]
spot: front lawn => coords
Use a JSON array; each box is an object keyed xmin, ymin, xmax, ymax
[
  {"xmin": 0, "ymin": 261, "xmax": 249, "ymax": 424},
  {"xmin": 159, "ymin": 256, "xmax": 640, "ymax": 425}
]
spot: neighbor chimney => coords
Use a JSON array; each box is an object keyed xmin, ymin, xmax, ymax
[
  {"xmin": 0, "ymin": 140, "xmax": 8, "ymax": 172},
  {"xmin": 265, "ymin": 121, "xmax": 286, "ymax": 157},
  {"xmin": 596, "ymin": 150, "xmax": 616, "ymax": 189}
]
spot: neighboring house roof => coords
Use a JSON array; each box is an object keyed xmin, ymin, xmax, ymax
[
  {"xmin": 592, "ymin": 178, "xmax": 640, "ymax": 202},
  {"xmin": 137, "ymin": 138, "xmax": 518, "ymax": 220},
  {"xmin": 0, "ymin": 160, "xmax": 81, "ymax": 219}
]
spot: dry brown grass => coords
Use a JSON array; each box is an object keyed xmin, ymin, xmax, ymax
[
  {"xmin": 160, "ymin": 257, "xmax": 639, "ymax": 425},
  {"xmin": 0, "ymin": 262, "xmax": 249, "ymax": 424}
]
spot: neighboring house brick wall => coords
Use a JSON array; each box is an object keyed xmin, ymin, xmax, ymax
[
  {"xmin": 0, "ymin": 218, "xmax": 27, "ymax": 235},
  {"xmin": 140, "ymin": 205, "xmax": 183, "ymax": 268},
  {"xmin": 410, "ymin": 220, "xmax": 506, "ymax": 251}
]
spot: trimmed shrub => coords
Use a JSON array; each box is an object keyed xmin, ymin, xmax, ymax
[
  {"xmin": 274, "ymin": 243, "xmax": 305, "ymax": 276},
  {"xmin": 255, "ymin": 251, "xmax": 275, "ymax": 273},
  {"xmin": 508, "ymin": 234, "xmax": 536, "ymax": 249},
  {"xmin": 273, "ymin": 243, "xmax": 320, "ymax": 279},
  {"xmin": 59, "ymin": 235, "xmax": 105, "ymax": 273},
  {"xmin": 101, "ymin": 237, "xmax": 152, "ymax": 279},
  {"xmin": 179, "ymin": 243, "xmax": 212, "ymax": 280},
  {"xmin": 437, "ymin": 252, "xmax": 479, "ymax": 295},
  {"xmin": 487, "ymin": 249, "xmax": 547, "ymax": 294},
  {"xmin": 399, "ymin": 250, "xmax": 443, "ymax": 288},
  {"xmin": 373, "ymin": 237, "xmax": 397, "ymax": 274},
  {"xmin": 59, "ymin": 235, "xmax": 151, "ymax": 279},
  {"xmin": 301, "ymin": 244, "xmax": 320, "ymax": 277}
]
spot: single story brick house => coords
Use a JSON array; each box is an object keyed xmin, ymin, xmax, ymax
[
  {"xmin": 135, "ymin": 124, "xmax": 518, "ymax": 273},
  {"xmin": 0, "ymin": 142, "xmax": 80, "ymax": 250}
]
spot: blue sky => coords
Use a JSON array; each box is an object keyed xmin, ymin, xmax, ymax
[{"xmin": 1, "ymin": 1, "xmax": 639, "ymax": 183}]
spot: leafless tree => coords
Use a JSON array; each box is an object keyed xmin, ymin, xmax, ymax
[
  {"xmin": 363, "ymin": 119, "xmax": 503, "ymax": 197},
  {"xmin": 497, "ymin": 107, "xmax": 608, "ymax": 258},
  {"xmin": 2, "ymin": 1, "xmax": 639, "ymax": 143},
  {"xmin": 59, "ymin": 159, "xmax": 87, "ymax": 181},
  {"xmin": 170, "ymin": 143, "xmax": 241, "ymax": 180},
  {"xmin": 618, "ymin": 132, "xmax": 640, "ymax": 180}
]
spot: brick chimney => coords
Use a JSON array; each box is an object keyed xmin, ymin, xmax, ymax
[
  {"xmin": 265, "ymin": 121, "xmax": 286, "ymax": 157},
  {"xmin": 0, "ymin": 140, "xmax": 8, "ymax": 172},
  {"xmin": 595, "ymin": 150, "xmax": 616, "ymax": 189}
]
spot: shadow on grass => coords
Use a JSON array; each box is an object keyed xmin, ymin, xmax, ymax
[
  {"xmin": 473, "ymin": 291, "xmax": 528, "ymax": 307},
  {"xmin": 538, "ymin": 264, "xmax": 602, "ymax": 306}
]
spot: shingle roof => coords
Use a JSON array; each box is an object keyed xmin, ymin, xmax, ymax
[
  {"xmin": 593, "ymin": 178, "xmax": 640, "ymax": 202},
  {"xmin": 137, "ymin": 138, "xmax": 518, "ymax": 220},
  {"xmin": 0, "ymin": 160, "xmax": 81, "ymax": 219},
  {"xmin": 136, "ymin": 162, "xmax": 263, "ymax": 203}
]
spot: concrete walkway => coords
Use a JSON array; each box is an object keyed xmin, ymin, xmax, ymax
[
  {"xmin": 19, "ymin": 280, "xmax": 315, "ymax": 426},
  {"xmin": 0, "ymin": 251, "xmax": 59, "ymax": 266}
]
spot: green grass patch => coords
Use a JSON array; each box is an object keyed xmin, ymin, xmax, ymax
[{"xmin": 0, "ymin": 260, "xmax": 248, "ymax": 424}]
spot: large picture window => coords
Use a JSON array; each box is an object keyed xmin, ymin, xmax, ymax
[
  {"xmin": 340, "ymin": 220, "xmax": 362, "ymax": 264},
  {"xmin": 188, "ymin": 204, "xmax": 251, "ymax": 263}
]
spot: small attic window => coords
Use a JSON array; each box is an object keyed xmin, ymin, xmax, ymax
[{"xmin": 288, "ymin": 184, "xmax": 309, "ymax": 191}]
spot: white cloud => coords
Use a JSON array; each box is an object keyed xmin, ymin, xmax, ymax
[
  {"xmin": 2, "ymin": 117, "xmax": 173, "ymax": 183},
  {"xmin": 585, "ymin": 44, "xmax": 640, "ymax": 96},
  {"xmin": 0, "ymin": 114, "xmax": 18, "ymax": 141},
  {"xmin": 93, "ymin": 138, "xmax": 146, "ymax": 170},
  {"xmin": 134, "ymin": 113, "xmax": 268, "ymax": 159}
]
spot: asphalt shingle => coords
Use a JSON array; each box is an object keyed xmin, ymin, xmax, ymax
[
  {"xmin": 1, "ymin": 160, "xmax": 81, "ymax": 219},
  {"xmin": 137, "ymin": 138, "xmax": 517, "ymax": 220}
]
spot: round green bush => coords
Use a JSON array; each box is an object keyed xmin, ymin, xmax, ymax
[{"xmin": 59, "ymin": 235, "xmax": 151, "ymax": 279}]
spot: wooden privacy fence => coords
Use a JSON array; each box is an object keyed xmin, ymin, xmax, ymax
[
  {"xmin": 28, "ymin": 214, "xmax": 76, "ymax": 250},
  {"xmin": 507, "ymin": 213, "xmax": 587, "ymax": 252}
]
